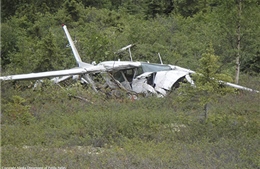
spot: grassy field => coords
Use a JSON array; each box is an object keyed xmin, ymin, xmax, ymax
[{"xmin": 1, "ymin": 75, "xmax": 260, "ymax": 168}]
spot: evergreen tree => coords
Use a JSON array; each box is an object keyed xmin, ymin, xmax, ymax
[
  {"xmin": 177, "ymin": 44, "xmax": 234, "ymax": 119},
  {"xmin": 63, "ymin": 0, "xmax": 81, "ymax": 22},
  {"xmin": 33, "ymin": 32, "xmax": 62, "ymax": 72}
]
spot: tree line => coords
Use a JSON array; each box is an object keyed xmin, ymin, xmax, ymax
[
  {"xmin": 1, "ymin": 0, "xmax": 260, "ymax": 84},
  {"xmin": 1, "ymin": 0, "xmax": 227, "ymax": 20}
]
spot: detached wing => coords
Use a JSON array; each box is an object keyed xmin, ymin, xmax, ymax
[{"xmin": 0, "ymin": 65, "xmax": 105, "ymax": 81}]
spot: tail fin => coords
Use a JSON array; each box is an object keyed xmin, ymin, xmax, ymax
[{"xmin": 63, "ymin": 25, "xmax": 91, "ymax": 67}]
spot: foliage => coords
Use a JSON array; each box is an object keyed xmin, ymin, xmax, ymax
[
  {"xmin": 1, "ymin": 95, "xmax": 34, "ymax": 125},
  {"xmin": 1, "ymin": 0, "xmax": 260, "ymax": 76},
  {"xmin": 208, "ymin": 0, "xmax": 260, "ymax": 75},
  {"xmin": 176, "ymin": 44, "xmax": 234, "ymax": 116}
]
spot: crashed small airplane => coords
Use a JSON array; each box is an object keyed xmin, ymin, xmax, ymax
[{"xmin": 0, "ymin": 25, "xmax": 258, "ymax": 97}]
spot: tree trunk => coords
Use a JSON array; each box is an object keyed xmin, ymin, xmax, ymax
[{"xmin": 235, "ymin": 0, "xmax": 242, "ymax": 84}]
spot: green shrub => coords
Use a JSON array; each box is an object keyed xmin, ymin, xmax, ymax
[{"xmin": 2, "ymin": 95, "xmax": 34, "ymax": 125}]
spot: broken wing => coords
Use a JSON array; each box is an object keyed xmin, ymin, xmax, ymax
[{"xmin": 0, "ymin": 65, "xmax": 105, "ymax": 81}]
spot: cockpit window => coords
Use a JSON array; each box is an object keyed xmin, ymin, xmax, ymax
[
  {"xmin": 124, "ymin": 69, "xmax": 135, "ymax": 82},
  {"xmin": 141, "ymin": 63, "xmax": 171, "ymax": 72},
  {"xmin": 135, "ymin": 67, "xmax": 143, "ymax": 77},
  {"xmin": 112, "ymin": 68, "xmax": 137, "ymax": 82},
  {"xmin": 113, "ymin": 71, "xmax": 124, "ymax": 82}
]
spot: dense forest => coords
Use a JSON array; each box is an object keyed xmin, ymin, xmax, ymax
[
  {"xmin": 1, "ymin": 0, "xmax": 260, "ymax": 78},
  {"xmin": 1, "ymin": 0, "xmax": 260, "ymax": 168}
]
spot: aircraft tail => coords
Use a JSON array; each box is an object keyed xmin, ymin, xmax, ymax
[{"xmin": 62, "ymin": 25, "xmax": 92, "ymax": 67}]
